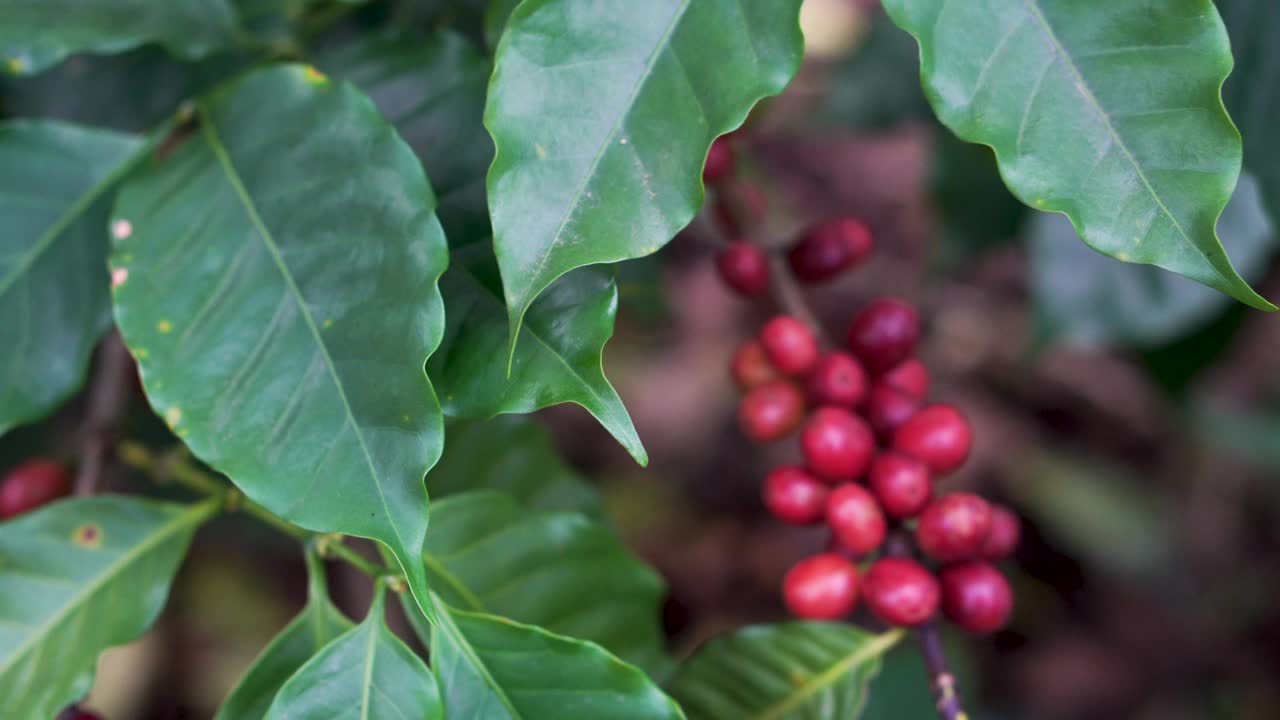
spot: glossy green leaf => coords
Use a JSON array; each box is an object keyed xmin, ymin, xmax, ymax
[
  {"xmin": 883, "ymin": 0, "xmax": 1274, "ymax": 311},
  {"xmin": 668, "ymin": 622, "xmax": 901, "ymax": 720},
  {"xmin": 215, "ymin": 552, "xmax": 352, "ymax": 720},
  {"xmin": 1219, "ymin": 0, "xmax": 1280, "ymax": 225},
  {"xmin": 0, "ymin": 0, "xmax": 239, "ymax": 76},
  {"xmin": 108, "ymin": 65, "xmax": 448, "ymax": 621},
  {"xmin": 0, "ymin": 121, "xmax": 143, "ymax": 435},
  {"xmin": 320, "ymin": 29, "xmax": 493, "ymax": 246},
  {"xmin": 431, "ymin": 417, "xmax": 601, "ymax": 516},
  {"xmin": 265, "ymin": 584, "xmax": 442, "ymax": 720},
  {"xmin": 0, "ymin": 495, "xmax": 216, "ymax": 717},
  {"xmin": 416, "ymin": 491, "xmax": 665, "ymax": 672},
  {"xmin": 432, "ymin": 244, "xmax": 645, "ymax": 463},
  {"xmin": 486, "ymin": 0, "xmax": 806, "ymax": 348},
  {"xmin": 430, "ymin": 597, "xmax": 685, "ymax": 720},
  {"xmin": 1033, "ymin": 172, "xmax": 1273, "ymax": 347}
]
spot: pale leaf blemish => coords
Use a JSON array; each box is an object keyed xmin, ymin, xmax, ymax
[
  {"xmin": 157, "ymin": 320, "xmax": 173, "ymax": 334},
  {"xmin": 111, "ymin": 268, "xmax": 129, "ymax": 289},
  {"xmin": 620, "ymin": 137, "xmax": 629, "ymax": 145},
  {"xmin": 72, "ymin": 523, "xmax": 102, "ymax": 549},
  {"xmin": 303, "ymin": 66, "xmax": 328, "ymax": 84},
  {"xmin": 535, "ymin": 144, "xmax": 547, "ymax": 159},
  {"xmin": 323, "ymin": 318, "xmax": 333, "ymax": 329},
  {"xmin": 112, "ymin": 219, "xmax": 133, "ymax": 240},
  {"xmin": 5, "ymin": 57, "xmax": 25, "ymax": 74},
  {"xmin": 165, "ymin": 407, "xmax": 182, "ymax": 428},
  {"xmin": 1033, "ymin": 198, "xmax": 1046, "ymax": 208},
  {"xmin": 1116, "ymin": 252, "xmax": 1132, "ymax": 262},
  {"xmin": 134, "ymin": 348, "xmax": 149, "ymax": 359}
]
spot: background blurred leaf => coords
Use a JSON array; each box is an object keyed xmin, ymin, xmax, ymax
[
  {"xmin": 818, "ymin": 10, "xmax": 930, "ymax": 130},
  {"xmin": 930, "ymin": 131, "xmax": 1027, "ymax": 268},
  {"xmin": 1219, "ymin": 0, "xmax": 1280, "ymax": 226}
]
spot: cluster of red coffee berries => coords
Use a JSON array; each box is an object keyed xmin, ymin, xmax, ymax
[
  {"xmin": 705, "ymin": 136, "xmax": 1019, "ymax": 636},
  {"xmin": 0, "ymin": 458, "xmax": 70, "ymax": 519}
]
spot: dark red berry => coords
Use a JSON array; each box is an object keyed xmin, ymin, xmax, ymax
[
  {"xmin": 731, "ymin": 340, "xmax": 779, "ymax": 391},
  {"xmin": 862, "ymin": 557, "xmax": 940, "ymax": 627},
  {"xmin": 863, "ymin": 384, "xmax": 920, "ymax": 444},
  {"xmin": 759, "ymin": 315, "xmax": 819, "ymax": 376},
  {"xmin": 826, "ymin": 484, "xmax": 886, "ymax": 554},
  {"xmin": 846, "ymin": 298, "xmax": 920, "ymax": 373},
  {"xmin": 783, "ymin": 553, "xmax": 860, "ymax": 619},
  {"xmin": 787, "ymin": 217, "xmax": 874, "ymax": 283},
  {"xmin": 982, "ymin": 504, "xmax": 1021, "ymax": 561},
  {"xmin": 916, "ymin": 493, "xmax": 993, "ymax": 563},
  {"xmin": 716, "ymin": 241, "xmax": 770, "ymax": 296},
  {"xmin": 940, "ymin": 562, "xmax": 1013, "ymax": 634},
  {"xmin": 0, "ymin": 459, "xmax": 70, "ymax": 519},
  {"xmin": 763, "ymin": 467, "xmax": 829, "ymax": 525},
  {"xmin": 58, "ymin": 707, "xmax": 103, "ymax": 720},
  {"xmin": 806, "ymin": 352, "xmax": 867, "ymax": 408},
  {"xmin": 739, "ymin": 380, "xmax": 806, "ymax": 442},
  {"xmin": 893, "ymin": 404, "xmax": 972, "ymax": 474},
  {"xmin": 715, "ymin": 179, "xmax": 767, "ymax": 235},
  {"xmin": 703, "ymin": 137, "xmax": 735, "ymax": 184},
  {"xmin": 881, "ymin": 358, "xmax": 928, "ymax": 400},
  {"xmin": 867, "ymin": 452, "xmax": 932, "ymax": 519},
  {"xmin": 800, "ymin": 408, "xmax": 874, "ymax": 482}
]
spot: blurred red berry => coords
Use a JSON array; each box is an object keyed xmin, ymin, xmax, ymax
[
  {"xmin": 893, "ymin": 404, "xmax": 972, "ymax": 474},
  {"xmin": 759, "ymin": 315, "xmax": 819, "ymax": 375},
  {"xmin": 739, "ymin": 380, "xmax": 806, "ymax": 442},
  {"xmin": 982, "ymin": 504, "xmax": 1021, "ymax": 561},
  {"xmin": 787, "ymin": 217, "xmax": 874, "ymax": 283},
  {"xmin": 916, "ymin": 493, "xmax": 993, "ymax": 563},
  {"xmin": 703, "ymin": 137, "xmax": 735, "ymax": 184},
  {"xmin": 715, "ymin": 179, "xmax": 767, "ymax": 235},
  {"xmin": 863, "ymin": 557, "xmax": 940, "ymax": 627},
  {"xmin": 58, "ymin": 707, "xmax": 103, "ymax": 720},
  {"xmin": 881, "ymin": 358, "xmax": 928, "ymax": 400},
  {"xmin": 783, "ymin": 553, "xmax": 860, "ymax": 619},
  {"xmin": 867, "ymin": 452, "xmax": 932, "ymax": 519},
  {"xmin": 731, "ymin": 340, "xmax": 779, "ymax": 391},
  {"xmin": 0, "ymin": 459, "xmax": 70, "ymax": 519},
  {"xmin": 800, "ymin": 407, "xmax": 874, "ymax": 482},
  {"xmin": 716, "ymin": 242, "xmax": 770, "ymax": 296},
  {"xmin": 940, "ymin": 561, "xmax": 1013, "ymax": 634},
  {"xmin": 864, "ymin": 384, "xmax": 920, "ymax": 444},
  {"xmin": 763, "ymin": 467, "xmax": 829, "ymax": 525},
  {"xmin": 806, "ymin": 352, "xmax": 867, "ymax": 408},
  {"xmin": 846, "ymin": 298, "xmax": 919, "ymax": 373},
  {"xmin": 826, "ymin": 484, "xmax": 886, "ymax": 554}
]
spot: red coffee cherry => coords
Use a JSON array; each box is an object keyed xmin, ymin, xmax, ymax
[
  {"xmin": 846, "ymin": 298, "xmax": 919, "ymax": 373},
  {"xmin": 731, "ymin": 340, "xmax": 780, "ymax": 391},
  {"xmin": 763, "ymin": 467, "xmax": 829, "ymax": 525},
  {"xmin": 738, "ymin": 380, "xmax": 806, "ymax": 442},
  {"xmin": 893, "ymin": 404, "xmax": 972, "ymax": 474},
  {"xmin": 0, "ymin": 459, "xmax": 70, "ymax": 519},
  {"xmin": 940, "ymin": 561, "xmax": 1013, "ymax": 634},
  {"xmin": 759, "ymin": 315, "xmax": 819, "ymax": 376},
  {"xmin": 783, "ymin": 553, "xmax": 860, "ymax": 619},
  {"xmin": 826, "ymin": 484, "xmax": 886, "ymax": 554},
  {"xmin": 881, "ymin": 358, "xmax": 929, "ymax": 400},
  {"xmin": 703, "ymin": 136, "xmax": 735, "ymax": 185},
  {"xmin": 982, "ymin": 504, "xmax": 1021, "ymax": 561},
  {"xmin": 863, "ymin": 384, "xmax": 920, "ymax": 444},
  {"xmin": 716, "ymin": 241, "xmax": 770, "ymax": 296},
  {"xmin": 862, "ymin": 557, "xmax": 940, "ymax": 627},
  {"xmin": 59, "ymin": 708, "xmax": 103, "ymax": 720},
  {"xmin": 867, "ymin": 452, "xmax": 932, "ymax": 519},
  {"xmin": 787, "ymin": 217, "xmax": 874, "ymax": 283},
  {"xmin": 806, "ymin": 352, "xmax": 867, "ymax": 408},
  {"xmin": 715, "ymin": 179, "xmax": 767, "ymax": 235},
  {"xmin": 800, "ymin": 408, "xmax": 874, "ymax": 482},
  {"xmin": 916, "ymin": 493, "xmax": 993, "ymax": 563}
]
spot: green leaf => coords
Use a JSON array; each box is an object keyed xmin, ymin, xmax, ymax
[
  {"xmin": 883, "ymin": 0, "xmax": 1274, "ymax": 311},
  {"xmin": 0, "ymin": 0, "xmax": 240, "ymax": 76},
  {"xmin": 0, "ymin": 495, "xmax": 216, "ymax": 717},
  {"xmin": 108, "ymin": 65, "xmax": 448, "ymax": 621},
  {"xmin": 416, "ymin": 491, "xmax": 666, "ymax": 672},
  {"xmin": 320, "ymin": 29, "xmax": 493, "ymax": 247},
  {"xmin": 431, "ymin": 417, "xmax": 601, "ymax": 516},
  {"xmin": 0, "ymin": 121, "xmax": 143, "ymax": 435},
  {"xmin": 265, "ymin": 584, "xmax": 442, "ymax": 720},
  {"xmin": 1033, "ymin": 172, "xmax": 1273, "ymax": 347},
  {"xmin": 432, "ymin": 244, "xmax": 645, "ymax": 463},
  {"xmin": 430, "ymin": 597, "xmax": 685, "ymax": 720},
  {"xmin": 486, "ymin": 0, "xmax": 806, "ymax": 349},
  {"xmin": 215, "ymin": 551, "xmax": 352, "ymax": 720},
  {"xmin": 1218, "ymin": 0, "xmax": 1280, "ymax": 225},
  {"xmin": 667, "ymin": 622, "xmax": 901, "ymax": 720}
]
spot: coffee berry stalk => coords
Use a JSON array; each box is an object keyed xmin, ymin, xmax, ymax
[{"xmin": 704, "ymin": 134, "xmax": 1021, "ymax": 720}]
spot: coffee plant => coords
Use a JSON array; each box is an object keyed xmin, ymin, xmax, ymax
[{"xmin": 1, "ymin": 0, "xmax": 1275, "ymax": 718}]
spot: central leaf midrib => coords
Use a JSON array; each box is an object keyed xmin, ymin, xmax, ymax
[
  {"xmin": 433, "ymin": 598, "xmax": 523, "ymax": 719},
  {"xmin": 197, "ymin": 107, "xmax": 409, "ymax": 552},
  {"xmin": 751, "ymin": 629, "xmax": 902, "ymax": 720}
]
